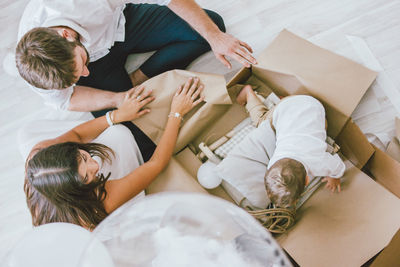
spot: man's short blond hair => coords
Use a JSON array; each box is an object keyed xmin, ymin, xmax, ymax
[
  {"xmin": 264, "ymin": 158, "xmax": 306, "ymax": 208},
  {"xmin": 15, "ymin": 27, "xmax": 78, "ymax": 89}
]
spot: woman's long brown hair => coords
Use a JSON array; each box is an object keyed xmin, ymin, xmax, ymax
[{"xmin": 25, "ymin": 142, "xmax": 114, "ymax": 229}]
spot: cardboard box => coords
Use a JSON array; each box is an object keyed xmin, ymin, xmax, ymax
[{"xmin": 140, "ymin": 30, "xmax": 400, "ymax": 266}]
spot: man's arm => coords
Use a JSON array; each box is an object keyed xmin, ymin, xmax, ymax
[
  {"xmin": 28, "ymin": 86, "xmax": 153, "ymax": 161},
  {"xmin": 167, "ymin": 0, "xmax": 257, "ymax": 69},
  {"xmin": 68, "ymin": 85, "xmax": 127, "ymax": 111}
]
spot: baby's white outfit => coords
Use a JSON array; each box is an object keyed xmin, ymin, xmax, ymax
[
  {"xmin": 268, "ymin": 95, "xmax": 345, "ymax": 179},
  {"xmin": 216, "ymin": 95, "xmax": 345, "ymax": 209}
]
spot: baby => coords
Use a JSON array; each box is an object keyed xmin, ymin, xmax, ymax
[{"xmin": 236, "ymin": 85, "xmax": 345, "ymax": 208}]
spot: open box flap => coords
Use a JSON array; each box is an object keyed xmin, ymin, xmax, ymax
[
  {"xmin": 336, "ymin": 119, "xmax": 375, "ymax": 169},
  {"xmin": 277, "ymin": 160, "xmax": 400, "ymax": 267},
  {"xmin": 254, "ymin": 29, "xmax": 377, "ymax": 137},
  {"xmin": 226, "ymin": 67, "xmax": 252, "ymax": 88},
  {"xmin": 146, "ymin": 157, "xmax": 207, "ymax": 194},
  {"xmin": 132, "ymin": 69, "xmax": 231, "ymax": 152},
  {"xmin": 395, "ymin": 117, "xmax": 400, "ymax": 141},
  {"xmin": 368, "ymin": 145, "xmax": 400, "ymax": 198},
  {"xmin": 251, "ymin": 66, "xmax": 349, "ymax": 138},
  {"xmin": 386, "ymin": 138, "xmax": 400, "ymax": 163},
  {"xmin": 371, "ymin": 228, "xmax": 400, "ymax": 267}
]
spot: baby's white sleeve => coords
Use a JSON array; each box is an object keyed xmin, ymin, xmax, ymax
[
  {"xmin": 323, "ymin": 153, "xmax": 346, "ymax": 179},
  {"xmin": 123, "ymin": 0, "xmax": 171, "ymax": 5}
]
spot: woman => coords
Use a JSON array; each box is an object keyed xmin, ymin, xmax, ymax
[{"xmin": 24, "ymin": 77, "xmax": 204, "ymax": 230}]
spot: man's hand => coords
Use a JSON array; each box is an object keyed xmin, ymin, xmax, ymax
[
  {"xmin": 115, "ymin": 86, "xmax": 147, "ymax": 108},
  {"xmin": 167, "ymin": 0, "xmax": 257, "ymax": 70},
  {"xmin": 209, "ymin": 31, "xmax": 257, "ymax": 69},
  {"xmin": 113, "ymin": 85, "xmax": 154, "ymax": 123},
  {"xmin": 322, "ymin": 177, "xmax": 341, "ymax": 193},
  {"xmin": 114, "ymin": 87, "xmax": 134, "ymax": 108}
]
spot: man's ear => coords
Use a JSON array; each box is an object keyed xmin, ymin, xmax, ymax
[
  {"xmin": 305, "ymin": 175, "xmax": 310, "ymax": 186},
  {"xmin": 57, "ymin": 28, "xmax": 75, "ymax": 42}
]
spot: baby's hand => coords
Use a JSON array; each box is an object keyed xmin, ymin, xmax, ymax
[{"xmin": 322, "ymin": 177, "xmax": 341, "ymax": 193}]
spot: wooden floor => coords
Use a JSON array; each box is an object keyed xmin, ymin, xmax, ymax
[{"xmin": 1, "ymin": 0, "xmax": 399, "ymax": 260}]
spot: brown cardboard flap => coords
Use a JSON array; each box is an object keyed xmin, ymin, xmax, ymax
[
  {"xmin": 336, "ymin": 119, "xmax": 375, "ymax": 169},
  {"xmin": 226, "ymin": 67, "xmax": 252, "ymax": 88},
  {"xmin": 132, "ymin": 69, "xmax": 230, "ymax": 152},
  {"xmin": 175, "ymin": 148, "xmax": 235, "ymax": 203},
  {"xmin": 192, "ymin": 103, "xmax": 248, "ymax": 150},
  {"xmin": 252, "ymin": 67, "xmax": 308, "ymax": 97},
  {"xmin": 370, "ymin": 228, "xmax": 400, "ymax": 267},
  {"xmin": 251, "ymin": 66, "xmax": 348, "ymax": 138},
  {"xmin": 395, "ymin": 117, "xmax": 400, "ymax": 141},
  {"xmin": 386, "ymin": 138, "xmax": 400, "ymax": 163},
  {"xmin": 146, "ymin": 158, "xmax": 207, "ymax": 195},
  {"xmin": 255, "ymin": 29, "xmax": 377, "ymax": 137},
  {"xmin": 277, "ymin": 161, "xmax": 400, "ymax": 267},
  {"xmin": 368, "ymin": 145, "xmax": 400, "ymax": 198},
  {"xmin": 245, "ymin": 75, "xmax": 273, "ymax": 97},
  {"xmin": 193, "ymin": 72, "xmax": 276, "ymax": 150}
]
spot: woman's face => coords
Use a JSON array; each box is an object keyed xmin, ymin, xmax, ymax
[{"xmin": 77, "ymin": 149, "xmax": 99, "ymax": 183}]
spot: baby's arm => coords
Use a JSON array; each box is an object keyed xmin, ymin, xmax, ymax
[{"xmin": 321, "ymin": 153, "xmax": 345, "ymax": 193}]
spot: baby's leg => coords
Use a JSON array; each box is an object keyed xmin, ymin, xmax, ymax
[{"xmin": 236, "ymin": 85, "xmax": 269, "ymax": 127}]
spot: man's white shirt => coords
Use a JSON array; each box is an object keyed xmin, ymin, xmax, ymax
[{"xmin": 18, "ymin": 0, "xmax": 171, "ymax": 110}]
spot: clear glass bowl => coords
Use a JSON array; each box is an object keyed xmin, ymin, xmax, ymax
[{"xmin": 93, "ymin": 192, "xmax": 291, "ymax": 267}]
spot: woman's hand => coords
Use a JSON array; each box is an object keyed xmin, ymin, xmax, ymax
[
  {"xmin": 104, "ymin": 78, "xmax": 204, "ymax": 213},
  {"xmin": 170, "ymin": 77, "xmax": 205, "ymax": 116},
  {"xmin": 113, "ymin": 85, "xmax": 154, "ymax": 123}
]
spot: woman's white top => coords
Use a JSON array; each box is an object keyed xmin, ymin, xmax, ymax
[{"xmin": 19, "ymin": 120, "xmax": 145, "ymax": 201}]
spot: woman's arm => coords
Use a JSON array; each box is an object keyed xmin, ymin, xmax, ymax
[
  {"xmin": 28, "ymin": 86, "xmax": 154, "ymax": 156},
  {"xmin": 104, "ymin": 77, "xmax": 204, "ymax": 213}
]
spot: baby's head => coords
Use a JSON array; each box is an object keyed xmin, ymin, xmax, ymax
[{"xmin": 264, "ymin": 158, "xmax": 307, "ymax": 209}]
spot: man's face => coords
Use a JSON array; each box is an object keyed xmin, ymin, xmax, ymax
[
  {"xmin": 54, "ymin": 27, "xmax": 90, "ymax": 83},
  {"xmin": 73, "ymin": 44, "xmax": 90, "ymax": 82}
]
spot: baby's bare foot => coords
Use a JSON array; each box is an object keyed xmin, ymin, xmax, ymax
[{"xmin": 236, "ymin": 85, "xmax": 255, "ymax": 106}]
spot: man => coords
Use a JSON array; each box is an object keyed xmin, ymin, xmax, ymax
[{"xmin": 16, "ymin": 0, "xmax": 257, "ymax": 160}]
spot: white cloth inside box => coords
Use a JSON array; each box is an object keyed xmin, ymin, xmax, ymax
[
  {"xmin": 199, "ymin": 93, "xmax": 279, "ymax": 209},
  {"xmin": 216, "ymin": 118, "xmax": 276, "ymax": 209}
]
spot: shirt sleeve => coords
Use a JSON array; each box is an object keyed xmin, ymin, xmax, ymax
[
  {"xmin": 320, "ymin": 152, "xmax": 346, "ymax": 179},
  {"xmin": 29, "ymin": 84, "xmax": 74, "ymax": 110},
  {"xmin": 119, "ymin": 0, "xmax": 171, "ymax": 6}
]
